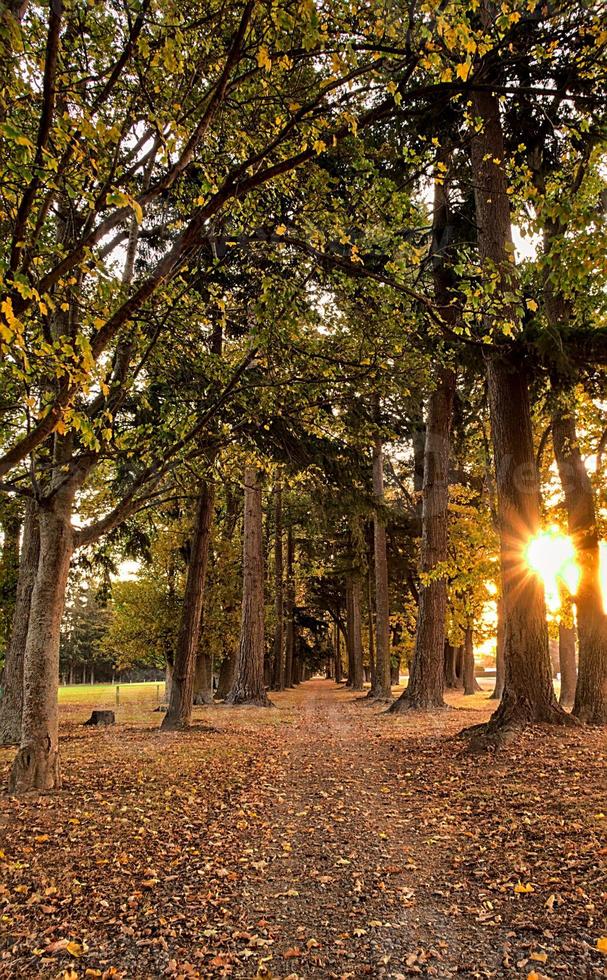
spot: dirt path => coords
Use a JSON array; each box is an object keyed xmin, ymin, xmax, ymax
[{"xmin": 1, "ymin": 680, "xmax": 606, "ymax": 978}]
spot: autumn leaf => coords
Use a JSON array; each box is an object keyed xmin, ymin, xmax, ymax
[{"xmin": 283, "ymin": 947, "xmax": 302, "ymax": 959}]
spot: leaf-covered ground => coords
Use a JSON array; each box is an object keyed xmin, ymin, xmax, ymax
[{"xmin": 1, "ymin": 680, "xmax": 606, "ymax": 979}]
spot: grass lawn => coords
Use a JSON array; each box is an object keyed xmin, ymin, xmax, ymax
[{"xmin": 57, "ymin": 680, "xmax": 167, "ymax": 725}]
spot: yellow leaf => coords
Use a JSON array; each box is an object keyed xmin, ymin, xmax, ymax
[
  {"xmin": 514, "ymin": 881, "xmax": 534, "ymax": 893},
  {"xmin": 130, "ymin": 199, "xmax": 143, "ymax": 224},
  {"xmin": 597, "ymin": 937, "xmax": 607, "ymax": 953},
  {"xmin": 530, "ymin": 951, "xmax": 548, "ymax": 963},
  {"xmin": 66, "ymin": 941, "xmax": 84, "ymax": 957},
  {"xmin": 276, "ymin": 224, "xmax": 286, "ymax": 236},
  {"xmin": 526, "ymin": 298, "xmax": 538, "ymax": 312},
  {"xmin": 55, "ymin": 420, "xmax": 67, "ymax": 436},
  {"xmin": 257, "ymin": 46, "xmax": 272, "ymax": 72},
  {"xmin": 456, "ymin": 62, "xmax": 471, "ymax": 81}
]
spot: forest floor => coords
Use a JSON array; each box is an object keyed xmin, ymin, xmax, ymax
[{"xmin": 1, "ymin": 679, "xmax": 606, "ymax": 980}]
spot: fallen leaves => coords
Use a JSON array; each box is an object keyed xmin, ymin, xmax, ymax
[{"xmin": 1, "ymin": 681, "xmax": 606, "ymax": 978}]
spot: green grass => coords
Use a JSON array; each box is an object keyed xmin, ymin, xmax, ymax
[{"xmin": 59, "ymin": 680, "xmax": 166, "ymax": 706}]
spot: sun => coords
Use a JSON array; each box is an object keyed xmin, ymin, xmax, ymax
[{"xmin": 526, "ymin": 527, "xmax": 580, "ymax": 614}]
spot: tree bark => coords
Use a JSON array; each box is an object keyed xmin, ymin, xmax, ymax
[
  {"xmin": 490, "ymin": 597, "xmax": 505, "ymax": 700},
  {"xmin": 226, "ymin": 467, "xmax": 271, "ymax": 706},
  {"xmin": 558, "ymin": 623, "xmax": 577, "ymax": 709},
  {"xmin": 9, "ymin": 487, "xmax": 75, "ymax": 793},
  {"xmin": 193, "ymin": 652, "xmax": 213, "ymax": 705},
  {"xmin": 270, "ymin": 482, "xmax": 284, "ymax": 690},
  {"xmin": 462, "ymin": 627, "xmax": 480, "ymax": 695},
  {"xmin": 284, "ymin": 526, "xmax": 295, "ymax": 688},
  {"xmin": 370, "ymin": 438, "xmax": 392, "ymax": 700},
  {"xmin": 467, "ymin": 87, "xmax": 567, "ymax": 739},
  {"xmin": 334, "ymin": 620, "xmax": 342, "ymax": 683},
  {"xmin": 390, "ymin": 369, "xmax": 455, "ymax": 713},
  {"xmin": 162, "ymin": 481, "xmax": 215, "ymax": 729},
  {"xmin": 444, "ymin": 642, "xmax": 460, "ymax": 689},
  {"xmin": 552, "ymin": 398, "xmax": 607, "ymax": 723},
  {"xmin": 215, "ymin": 652, "xmax": 234, "ymax": 700},
  {"xmin": 367, "ymin": 565, "xmax": 376, "ymax": 692},
  {"xmin": 346, "ymin": 571, "xmax": 364, "ymax": 691},
  {"xmin": 0, "ymin": 501, "xmax": 39, "ymax": 746},
  {"xmin": 390, "ymin": 171, "xmax": 457, "ymax": 714}
]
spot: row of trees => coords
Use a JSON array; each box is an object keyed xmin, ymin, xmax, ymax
[{"xmin": 0, "ymin": 0, "xmax": 606, "ymax": 793}]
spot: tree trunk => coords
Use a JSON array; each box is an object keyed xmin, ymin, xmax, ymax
[
  {"xmin": 490, "ymin": 597, "xmax": 505, "ymax": 700},
  {"xmin": 455, "ymin": 645, "xmax": 464, "ymax": 685},
  {"xmin": 162, "ymin": 481, "xmax": 215, "ymax": 729},
  {"xmin": 390, "ymin": 172, "xmax": 457, "ymax": 714},
  {"xmin": 367, "ymin": 565, "xmax": 376, "ymax": 692},
  {"xmin": 193, "ymin": 652, "xmax": 213, "ymax": 705},
  {"xmin": 551, "ymin": 399, "xmax": 607, "ymax": 723},
  {"xmin": 9, "ymin": 488, "xmax": 75, "ymax": 793},
  {"xmin": 346, "ymin": 571, "xmax": 364, "ymax": 691},
  {"xmin": 334, "ymin": 621, "xmax": 342, "ymax": 683},
  {"xmin": 390, "ymin": 370, "xmax": 454, "ymax": 713},
  {"xmin": 444, "ymin": 642, "xmax": 460, "ymax": 689},
  {"xmin": 558, "ymin": 623, "xmax": 577, "ymax": 709},
  {"xmin": 284, "ymin": 526, "xmax": 295, "ymax": 688},
  {"xmin": 462, "ymin": 627, "xmax": 480, "ymax": 695},
  {"xmin": 271, "ymin": 483, "xmax": 284, "ymax": 690},
  {"xmin": 215, "ymin": 653, "xmax": 234, "ymax": 700},
  {"xmin": 371, "ymin": 438, "xmax": 392, "ymax": 700},
  {"xmin": 0, "ymin": 501, "xmax": 39, "ymax": 746},
  {"xmin": 165, "ymin": 662, "xmax": 173, "ymax": 704},
  {"xmin": 467, "ymin": 86, "xmax": 567, "ymax": 739},
  {"xmin": 226, "ymin": 467, "xmax": 271, "ymax": 706}
]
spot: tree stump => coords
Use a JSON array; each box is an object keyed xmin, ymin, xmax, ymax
[{"xmin": 84, "ymin": 710, "xmax": 115, "ymax": 726}]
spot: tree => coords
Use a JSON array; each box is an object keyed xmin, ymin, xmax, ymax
[
  {"xmin": 162, "ymin": 479, "xmax": 215, "ymax": 729},
  {"xmin": 225, "ymin": 466, "xmax": 271, "ymax": 707},
  {"xmin": 465, "ymin": 85, "xmax": 568, "ymax": 740},
  {"xmin": 370, "ymin": 437, "xmax": 392, "ymax": 701}
]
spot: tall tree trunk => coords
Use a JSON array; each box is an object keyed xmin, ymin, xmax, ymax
[
  {"xmin": 165, "ymin": 661, "xmax": 173, "ymax": 704},
  {"xmin": 367, "ymin": 565, "xmax": 376, "ymax": 692},
  {"xmin": 558, "ymin": 622, "xmax": 577, "ymax": 709},
  {"xmin": 193, "ymin": 653, "xmax": 213, "ymax": 705},
  {"xmin": 468, "ymin": 87, "xmax": 567, "ymax": 737},
  {"xmin": 9, "ymin": 487, "xmax": 75, "ymax": 793},
  {"xmin": 390, "ymin": 171, "xmax": 457, "ymax": 714},
  {"xmin": 226, "ymin": 467, "xmax": 271, "ymax": 706},
  {"xmin": 284, "ymin": 526, "xmax": 295, "ymax": 688},
  {"xmin": 348, "ymin": 572, "xmax": 364, "ymax": 691},
  {"xmin": 490, "ymin": 597, "xmax": 505, "ymax": 700},
  {"xmin": 444, "ymin": 642, "xmax": 460, "ymax": 689},
  {"xmin": 215, "ymin": 653, "xmax": 234, "ymax": 700},
  {"xmin": 370, "ymin": 438, "xmax": 392, "ymax": 700},
  {"xmin": 271, "ymin": 482, "xmax": 284, "ymax": 690},
  {"xmin": 390, "ymin": 369, "xmax": 455, "ymax": 713},
  {"xmin": 334, "ymin": 620, "xmax": 342, "ymax": 683},
  {"xmin": 0, "ymin": 501, "xmax": 39, "ymax": 745},
  {"xmin": 551, "ymin": 399, "xmax": 607, "ymax": 723},
  {"xmin": 462, "ymin": 627, "xmax": 479, "ymax": 695},
  {"xmin": 162, "ymin": 481, "xmax": 215, "ymax": 729}
]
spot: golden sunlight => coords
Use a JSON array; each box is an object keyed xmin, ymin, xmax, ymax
[{"xmin": 526, "ymin": 527, "xmax": 580, "ymax": 614}]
